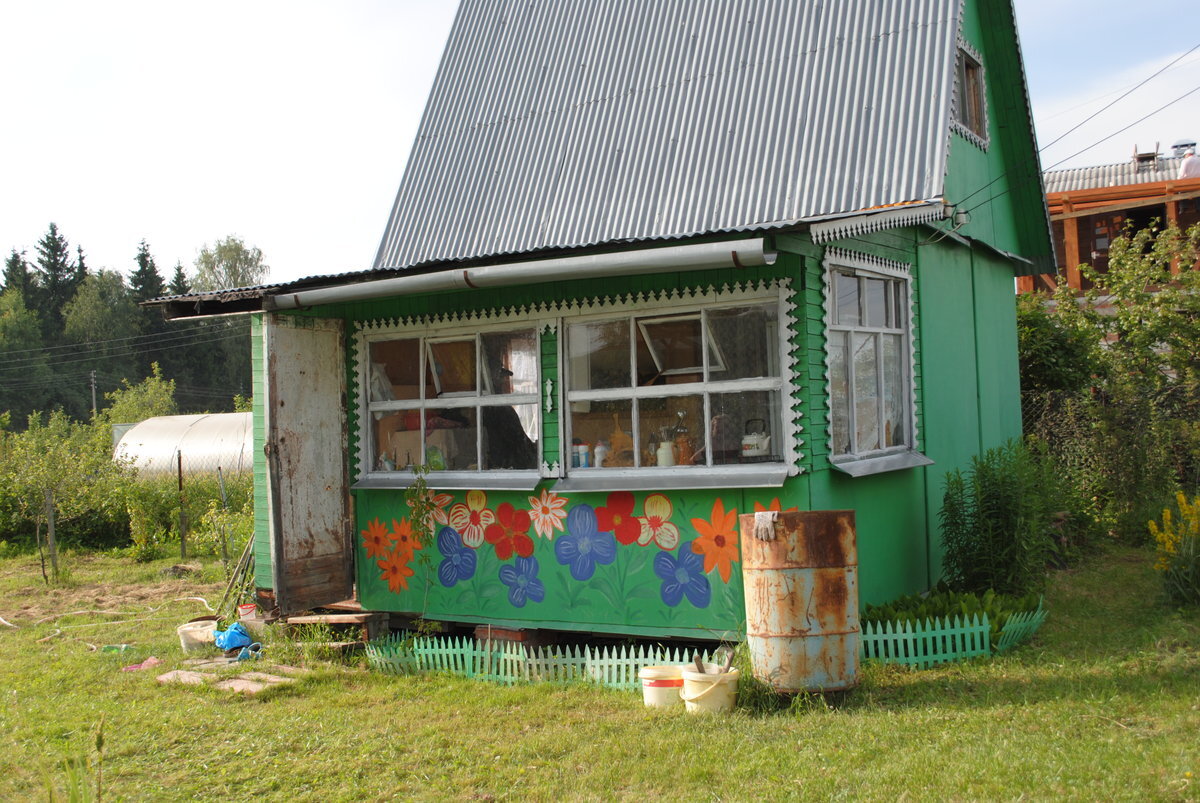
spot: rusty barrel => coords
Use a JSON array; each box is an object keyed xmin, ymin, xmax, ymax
[{"xmin": 738, "ymin": 510, "xmax": 859, "ymax": 693}]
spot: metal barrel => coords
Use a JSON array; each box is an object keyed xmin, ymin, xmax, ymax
[{"xmin": 738, "ymin": 510, "xmax": 859, "ymax": 693}]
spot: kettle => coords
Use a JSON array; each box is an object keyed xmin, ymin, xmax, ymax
[{"xmin": 741, "ymin": 418, "xmax": 771, "ymax": 457}]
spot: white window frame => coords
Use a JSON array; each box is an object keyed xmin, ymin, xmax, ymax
[
  {"xmin": 823, "ymin": 249, "xmax": 931, "ymax": 477},
  {"xmin": 556, "ymin": 290, "xmax": 795, "ymax": 491},
  {"xmin": 355, "ymin": 320, "xmax": 544, "ymax": 490}
]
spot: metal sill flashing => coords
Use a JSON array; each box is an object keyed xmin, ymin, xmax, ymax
[
  {"xmin": 830, "ymin": 451, "xmax": 933, "ymax": 478},
  {"xmin": 551, "ymin": 465, "xmax": 789, "ymax": 493},
  {"xmin": 352, "ymin": 471, "xmax": 542, "ymax": 492}
]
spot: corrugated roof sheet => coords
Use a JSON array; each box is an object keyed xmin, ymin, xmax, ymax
[
  {"xmin": 375, "ymin": 0, "xmax": 961, "ymax": 271},
  {"xmin": 1043, "ymin": 155, "xmax": 1185, "ymax": 194}
]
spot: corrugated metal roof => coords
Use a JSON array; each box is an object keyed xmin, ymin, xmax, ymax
[
  {"xmin": 1043, "ymin": 156, "xmax": 1185, "ymax": 194},
  {"xmin": 375, "ymin": 0, "xmax": 961, "ymax": 271}
]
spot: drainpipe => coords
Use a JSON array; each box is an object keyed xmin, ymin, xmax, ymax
[{"xmin": 264, "ymin": 238, "xmax": 776, "ymax": 311}]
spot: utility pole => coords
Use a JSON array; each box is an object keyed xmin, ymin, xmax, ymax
[{"xmin": 90, "ymin": 370, "xmax": 97, "ymax": 418}]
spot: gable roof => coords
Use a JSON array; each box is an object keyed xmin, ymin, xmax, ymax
[
  {"xmin": 375, "ymin": 0, "xmax": 966, "ymax": 271},
  {"xmin": 1044, "ymin": 155, "xmax": 1186, "ymax": 195}
]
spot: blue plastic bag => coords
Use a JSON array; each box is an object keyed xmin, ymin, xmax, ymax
[{"xmin": 213, "ymin": 622, "xmax": 252, "ymax": 650}]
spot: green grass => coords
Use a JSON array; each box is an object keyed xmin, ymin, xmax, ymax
[{"xmin": 1, "ymin": 546, "xmax": 1198, "ymax": 800}]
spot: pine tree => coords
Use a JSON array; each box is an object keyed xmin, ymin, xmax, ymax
[
  {"xmin": 3, "ymin": 250, "xmax": 33, "ymax": 301},
  {"xmin": 33, "ymin": 222, "xmax": 82, "ymax": 339},
  {"xmin": 129, "ymin": 240, "xmax": 165, "ymax": 303},
  {"xmin": 167, "ymin": 262, "xmax": 190, "ymax": 296}
]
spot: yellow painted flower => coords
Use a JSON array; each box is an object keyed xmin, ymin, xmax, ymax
[
  {"xmin": 448, "ymin": 489, "xmax": 495, "ymax": 548},
  {"xmin": 637, "ymin": 493, "xmax": 680, "ymax": 550}
]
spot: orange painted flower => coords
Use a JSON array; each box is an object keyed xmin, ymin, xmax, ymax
[
  {"xmin": 377, "ymin": 549, "xmax": 415, "ymax": 593},
  {"xmin": 528, "ymin": 488, "xmax": 568, "ymax": 539},
  {"xmin": 391, "ymin": 517, "xmax": 422, "ymax": 563},
  {"xmin": 754, "ymin": 498, "xmax": 799, "ymax": 513},
  {"xmin": 361, "ymin": 517, "xmax": 394, "ymax": 560},
  {"xmin": 448, "ymin": 489, "xmax": 495, "ymax": 548},
  {"xmin": 691, "ymin": 499, "xmax": 739, "ymax": 583},
  {"xmin": 637, "ymin": 493, "xmax": 680, "ymax": 550}
]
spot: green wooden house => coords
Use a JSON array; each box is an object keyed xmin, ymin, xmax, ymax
[{"xmin": 153, "ymin": 0, "xmax": 1051, "ymax": 639}]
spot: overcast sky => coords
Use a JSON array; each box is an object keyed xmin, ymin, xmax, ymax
[{"xmin": 0, "ymin": 1, "xmax": 1196, "ymax": 286}]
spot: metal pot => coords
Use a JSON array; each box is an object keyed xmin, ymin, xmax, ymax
[{"xmin": 741, "ymin": 418, "xmax": 770, "ymax": 457}]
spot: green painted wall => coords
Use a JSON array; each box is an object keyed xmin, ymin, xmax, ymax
[{"xmin": 251, "ymin": 313, "xmax": 272, "ymax": 590}]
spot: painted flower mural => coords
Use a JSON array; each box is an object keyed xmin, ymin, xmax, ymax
[
  {"xmin": 377, "ymin": 550, "xmax": 415, "ymax": 593},
  {"xmin": 690, "ymin": 499, "xmax": 739, "ymax": 583},
  {"xmin": 499, "ymin": 556, "xmax": 546, "ymax": 608},
  {"xmin": 484, "ymin": 502, "xmax": 535, "ymax": 561},
  {"xmin": 596, "ymin": 491, "xmax": 641, "ymax": 545},
  {"xmin": 528, "ymin": 488, "xmax": 568, "ymax": 539},
  {"xmin": 361, "ymin": 518, "xmax": 394, "ymax": 560},
  {"xmin": 448, "ymin": 490, "xmax": 496, "ymax": 548},
  {"xmin": 554, "ymin": 504, "xmax": 617, "ymax": 581},
  {"xmin": 654, "ymin": 540, "xmax": 711, "ymax": 608},
  {"xmin": 391, "ymin": 517, "xmax": 422, "ymax": 563},
  {"xmin": 414, "ymin": 487, "xmax": 455, "ymax": 527},
  {"xmin": 637, "ymin": 493, "xmax": 680, "ymax": 550},
  {"xmin": 436, "ymin": 526, "xmax": 477, "ymax": 587}
]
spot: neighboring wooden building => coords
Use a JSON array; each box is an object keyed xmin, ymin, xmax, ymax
[
  {"xmin": 1020, "ymin": 144, "xmax": 1200, "ymax": 293},
  {"xmin": 150, "ymin": 0, "xmax": 1051, "ymax": 639}
]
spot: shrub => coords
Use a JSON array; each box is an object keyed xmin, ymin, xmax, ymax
[
  {"xmin": 940, "ymin": 440, "xmax": 1054, "ymax": 595},
  {"xmin": 1149, "ymin": 492, "xmax": 1200, "ymax": 605},
  {"xmin": 862, "ymin": 584, "xmax": 1042, "ymax": 650}
]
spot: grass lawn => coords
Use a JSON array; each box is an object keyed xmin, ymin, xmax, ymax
[{"xmin": 1, "ymin": 546, "xmax": 1198, "ymax": 801}]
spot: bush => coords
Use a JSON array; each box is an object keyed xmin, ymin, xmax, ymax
[
  {"xmin": 1149, "ymin": 492, "xmax": 1200, "ymax": 605},
  {"xmin": 940, "ymin": 440, "xmax": 1055, "ymax": 595},
  {"xmin": 862, "ymin": 584, "xmax": 1042, "ymax": 650}
]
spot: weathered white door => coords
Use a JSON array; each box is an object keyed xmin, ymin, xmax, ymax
[{"xmin": 264, "ymin": 314, "xmax": 352, "ymax": 615}]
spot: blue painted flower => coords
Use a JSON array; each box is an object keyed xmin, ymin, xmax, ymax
[
  {"xmin": 654, "ymin": 540, "xmax": 711, "ymax": 608},
  {"xmin": 436, "ymin": 526, "xmax": 476, "ymax": 587},
  {"xmin": 499, "ymin": 556, "xmax": 546, "ymax": 608},
  {"xmin": 554, "ymin": 504, "xmax": 617, "ymax": 581}
]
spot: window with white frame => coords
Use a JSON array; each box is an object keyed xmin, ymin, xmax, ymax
[
  {"xmin": 825, "ymin": 254, "xmax": 915, "ymax": 462},
  {"xmin": 564, "ymin": 299, "xmax": 785, "ymax": 470},
  {"xmin": 363, "ymin": 326, "xmax": 541, "ymax": 474}
]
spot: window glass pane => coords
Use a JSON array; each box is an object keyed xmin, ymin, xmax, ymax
[
  {"xmin": 835, "ymin": 272, "xmax": 859, "ymax": 326},
  {"xmin": 707, "ymin": 304, "xmax": 778, "ymax": 380},
  {"xmin": 853, "ymin": 333, "xmax": 880, "ymax": 452},
  {"xmin": 428, "ymin": 340, "xmax": 476, "ymax": 395},
  {"xmin": 482, "ymin": 403, "xmax": 539, "ymax": 470},
  {"xmin": 637, "ymin": 315, "xmax": 703, "ymax": 382},
  {"xmin": 373, "ymin": 408, "xmax": 423, "ymax": 471},
  {"xmin": 425, "ymin": 407, "xmax": 476, "ymax": 470},
  {"xmin": 710, "ymin": 390, "xmax": 781, "ymax": 465},
  {"xmin": 368, "ymin": 338, "xmax": 420, "ymax": 401},
  {"xmin": 891, "ymin": 281, "xmax": 904, "ymax": 328},
  {"xmin": 567, "ymin": 320, "xmax": 629, "ymax": 390},
  {"xmin": 639, "ymin": 396, "xmax": 706, "ymax": 467},
  {"xmin": 882, "ymin": 334, "xmax": 906, "ymax": 447},
  {"xmin": 863, "ymin": 278, "xmax": 887, "ymax": 327},
  {"xmin": 481, "ymin": 330, "xmax": 538, "ymax": 396},
  {"xmin": 829, "ymin": 332, "xmax": 850, "ymax": 455},
  {"xmin": 569, "ymin": 399, "xmax": 635, "ymax": 468}
]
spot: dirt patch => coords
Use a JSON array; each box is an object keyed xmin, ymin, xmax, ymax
[{"xmin": 1, "ymin": 570, "xmax": 224, "ymax": 626}]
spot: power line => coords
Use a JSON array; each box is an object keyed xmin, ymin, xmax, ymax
[
  {"xmin": 0, "ymin": 320, "xmax": 223, "ymax": 359},
  {"xmin": 0, "ymin": 329, "xmax": 247, "ymax": 377}
]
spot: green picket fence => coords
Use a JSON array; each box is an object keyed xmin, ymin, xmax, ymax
[
  {"xmin": 365, "ymin": 634, "xmax": 713, "ymax": 690},
  {"xmin": 861, "ymin": 604, "xmax": 1047, "ymax": 670}
]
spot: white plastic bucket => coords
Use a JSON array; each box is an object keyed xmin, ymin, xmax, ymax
[
  {"xmin": 638, "ymin": 665, "xmax": 685, "ymax": 707},
  {"xmin": 237, "ymin": 603, "xmax": 257, "ymax": 620},
  {"xmin": 681, "ymin": 663, "xmax": 740, "ymax": 713},
  {"xmin": 177, "ymin": 620, "xmax": 217, "ymax": 653}
]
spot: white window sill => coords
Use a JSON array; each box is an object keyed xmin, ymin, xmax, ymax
[
  {"xmin": 830, "ymin": 450, "xmax": 933, "ymax": 477},
  {"xmin": 552, "ymin": 465, "xmax": 789, "ymax": 492},
  {"xmin": 352, "ymin": 470, "xmax": 542, "ymax": 491}
]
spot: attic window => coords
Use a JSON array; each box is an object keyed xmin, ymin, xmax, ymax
[{"xmin": 953, "ymin": 43, "xmax": 988, "ymax": 148}]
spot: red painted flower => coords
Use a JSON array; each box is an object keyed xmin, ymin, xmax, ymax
[
  {"xmin": 596, "ymin": 491, "xmax": 641, "ymax": 545},
  {"xmin": 361, "ymin": 517, "xmax": 394, "ymax": 560},
  {"xmin": 391, "ymin": 517, "xmax": 422, "ymax": 563},
  {"xmin": 484, "ymin": 502, "xmax": 535, "ymax": 561},
  {"xmin": 690, "ymin": 499, "xmax": 739, "ymax": 583},
  {"xmin": 377, "ymin": 549, "xmax": 415, "ymax": 593}
]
